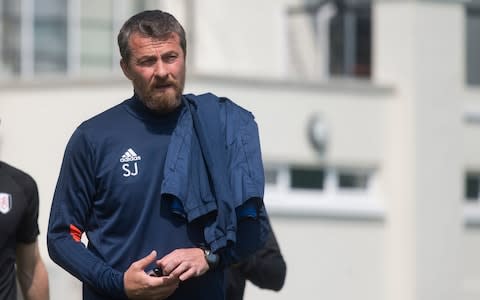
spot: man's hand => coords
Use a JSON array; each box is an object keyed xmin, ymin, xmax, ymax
[
  {"xmin": 157, "ymin": 248, "xmax": 209, "ymax": 281},
  {"xmin": 124, "ymin": 250, "xmax": 180, "ymax": 300}
]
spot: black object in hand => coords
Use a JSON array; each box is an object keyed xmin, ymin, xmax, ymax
[{"xmin": 149, "ymin": 267, "xmax": 163, "ymax": 277}]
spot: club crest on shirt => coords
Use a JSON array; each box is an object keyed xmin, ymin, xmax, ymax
[{"xmin": 0, "ymin": 193, "xmax": 12, "ymax": 214}]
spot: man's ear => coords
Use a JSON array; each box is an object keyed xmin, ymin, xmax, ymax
[{"xmin": 120, "ymin": 59, "xmax": 133, "ymax": 80}]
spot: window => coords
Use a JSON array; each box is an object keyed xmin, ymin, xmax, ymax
[
  {"xmin": 465, "ymin": 172, "xmax": 480, "ymax": 202},
  {"xmin": 34, "ymin": 0, "xmax": 67, "ymax": 74},
  {"xmin": 80, "ymin": 0, "xmax": 114, "ymax": 74},
  {"xmin": 0, "ymin": 0, "xmax": 21, "ymax": 77},
  {"xmin": 338, "ymin": 169, "xmax": 369, "ymax": 189},
  {"xmin": 466, "ymin": 5, "xmax": 480, "ymax": 85},
  {"xmin": 286, "ymin": 0, "xmax": 372, "ymax": 81},
  {"xmin": 264, "ymin": 164, "xmax": 382, "ymax": 219},
  {"xmin": 463, "ymin": 171, "xmax": 480, "ymax": 224},
  {"xmin": 0, "ymin": 0, "xmax": 157, "ymax": 78},
  {"xmin": 290, "ymin": 167, "xmax": 325, "ymax": 189},
  {"xmin": 329, "ymin": 2, "xmax": 371, "ymax": 78},
  {"xmin": 265, "ymin": 168, "xmax": 279, "ymax": 185}
]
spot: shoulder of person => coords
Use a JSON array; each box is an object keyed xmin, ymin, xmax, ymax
[
  {"xmin": 0, "ymin": 161, "xmax": 37, "ymax": 191},
  {"xmin": 185, "ymin": 93, "xmax": 255, "ymax": 123},
  {"xmin": 78, "ymin": 101, "xmax": 128, "ymax": 130}
]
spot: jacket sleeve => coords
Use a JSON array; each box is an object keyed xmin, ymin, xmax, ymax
[
  {"xmin": 185, "ymin": 94, "xmax": 270, "ymax": 266},
  {"xmin": 47, "ymin": 128, "xmax": 127, "ymax": 299},
  {"xmin": 234, "ymin": 221, "xmax": 287, "ymax": 290},
  {"xmin": 218, "ymin": 100, "xmax": 270, "ymax": 266}
]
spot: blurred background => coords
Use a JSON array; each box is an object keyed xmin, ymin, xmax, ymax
[{"xmin": 1, "ymin": 0, "xmax": 480, "ymax": 299}]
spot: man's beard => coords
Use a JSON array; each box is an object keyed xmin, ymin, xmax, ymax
[{"xmin": 138, "ymin": 78, "xmax": 184, "ymax": 114}]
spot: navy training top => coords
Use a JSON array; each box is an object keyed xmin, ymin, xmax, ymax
[{"xmin": 47, "ymin": 95, "xmax": 224, "ymax": 299}]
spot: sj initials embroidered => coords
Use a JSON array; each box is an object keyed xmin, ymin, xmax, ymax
[{"xmin": 120, "ymin": 148, "xmax": 141, "ymax": 177}]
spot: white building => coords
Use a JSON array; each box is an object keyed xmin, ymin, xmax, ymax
[{"xmin": 1, "ymin": 0, "xmax": 480, "ymax": 299}]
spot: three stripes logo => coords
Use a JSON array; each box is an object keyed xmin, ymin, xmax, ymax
[
  {"xmin": 120, "ymin": 148, "xmax": 142, "ymax": 163},
  {"xmin": 120, "ymin": 148, "xmax": 141, "ymax": 177}
]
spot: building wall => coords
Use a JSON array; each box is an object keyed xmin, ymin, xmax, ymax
[
  {"xmin": 1, "ymin": 1, "xmax": 480, "ymax": 300},
  {"xmin": 0, "ymin": 75, "xmax": 389, "ymax": 300},
  {"xmin": 244, "ymin": 217, "xmax": 385, "ymax": 300}
]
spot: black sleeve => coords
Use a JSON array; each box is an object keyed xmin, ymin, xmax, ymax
[
  {"xmin": 225, "ymin": 265, "xmax": 247, "ymax": 300},
  {"xmin": 233, "ymin": 221, "xmax": 287, "ymax": 291},
  {"xmin": 16, "ymin": 172, "xmax": 40, "ymax": 244}
]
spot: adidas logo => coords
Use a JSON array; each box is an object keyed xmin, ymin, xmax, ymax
[{"xmin": 120, "ymin": 148, "xmax": 142, "ymax": 163}]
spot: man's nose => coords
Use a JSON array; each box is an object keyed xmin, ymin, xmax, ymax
[{"xmin": 153, "ymin": 62, "xmax": 168, "ymax": 78}]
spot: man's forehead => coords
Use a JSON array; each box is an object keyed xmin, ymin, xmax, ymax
[
  {"xmin": 129, "ymin": 33, "xmax": 181, "ymax": 55},
  {"xmin": 130, "ymin": 32, "xmax": 180, "ymax": 47}
]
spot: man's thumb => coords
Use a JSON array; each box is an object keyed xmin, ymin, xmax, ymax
[{"xmin": 135, "ymin": 250, "xmax": 157, "ymax": 269}]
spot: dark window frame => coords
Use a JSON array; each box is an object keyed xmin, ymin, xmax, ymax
[{"xmin": 466, "ymin": 5, "xmax": 480, "ymax": 86}]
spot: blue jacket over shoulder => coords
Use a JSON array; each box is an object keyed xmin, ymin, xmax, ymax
[{"xmin": 163, "ymin": 93, "xmax": 269, "ymax": 257}]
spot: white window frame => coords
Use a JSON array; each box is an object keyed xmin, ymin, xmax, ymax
[
  {"xmin": 4, "ymin": 0, "xmax": 164, "ymax": 78},
  {"xmin": 68, "ymin": 0, "xmax": 120, "ymax": 76},
  {"xmin": 462, "ymin": 108, "xmax": 480, "ymax": 224},
  {"xmin": 284, "ymin": 1, "xmax": 372, "ymax": 81},
  {"xmin": 466, "ymin": 4, "xmax": 480, "ymax": 86},
  {"xmin": 264, "ymin": 164, "xmax": 384, "ymax": 219},
  {"xmin": 20, "ymin": 0, "xmax": 34, "ymax": 77},
  {"xmin": 464, "ymin": 171, "xmax": 480, "ymax": 225}
]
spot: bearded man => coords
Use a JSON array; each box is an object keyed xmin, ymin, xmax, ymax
[{"xmin": 47, "ymin": 10, "xmax": 268, "ymax": 300}]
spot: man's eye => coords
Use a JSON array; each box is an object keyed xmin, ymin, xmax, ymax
[
  {"xmin": 164, "ymin": 55, "xmax": 178, "ymax": 63},
  {"xmin": 138, "ymin": 59, "xmax": 155, "ymax": 66}
]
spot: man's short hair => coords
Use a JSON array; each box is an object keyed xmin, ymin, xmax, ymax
[{"xmin": 117, "ymin": 10, "xmax": 187, "ymax": 62}]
